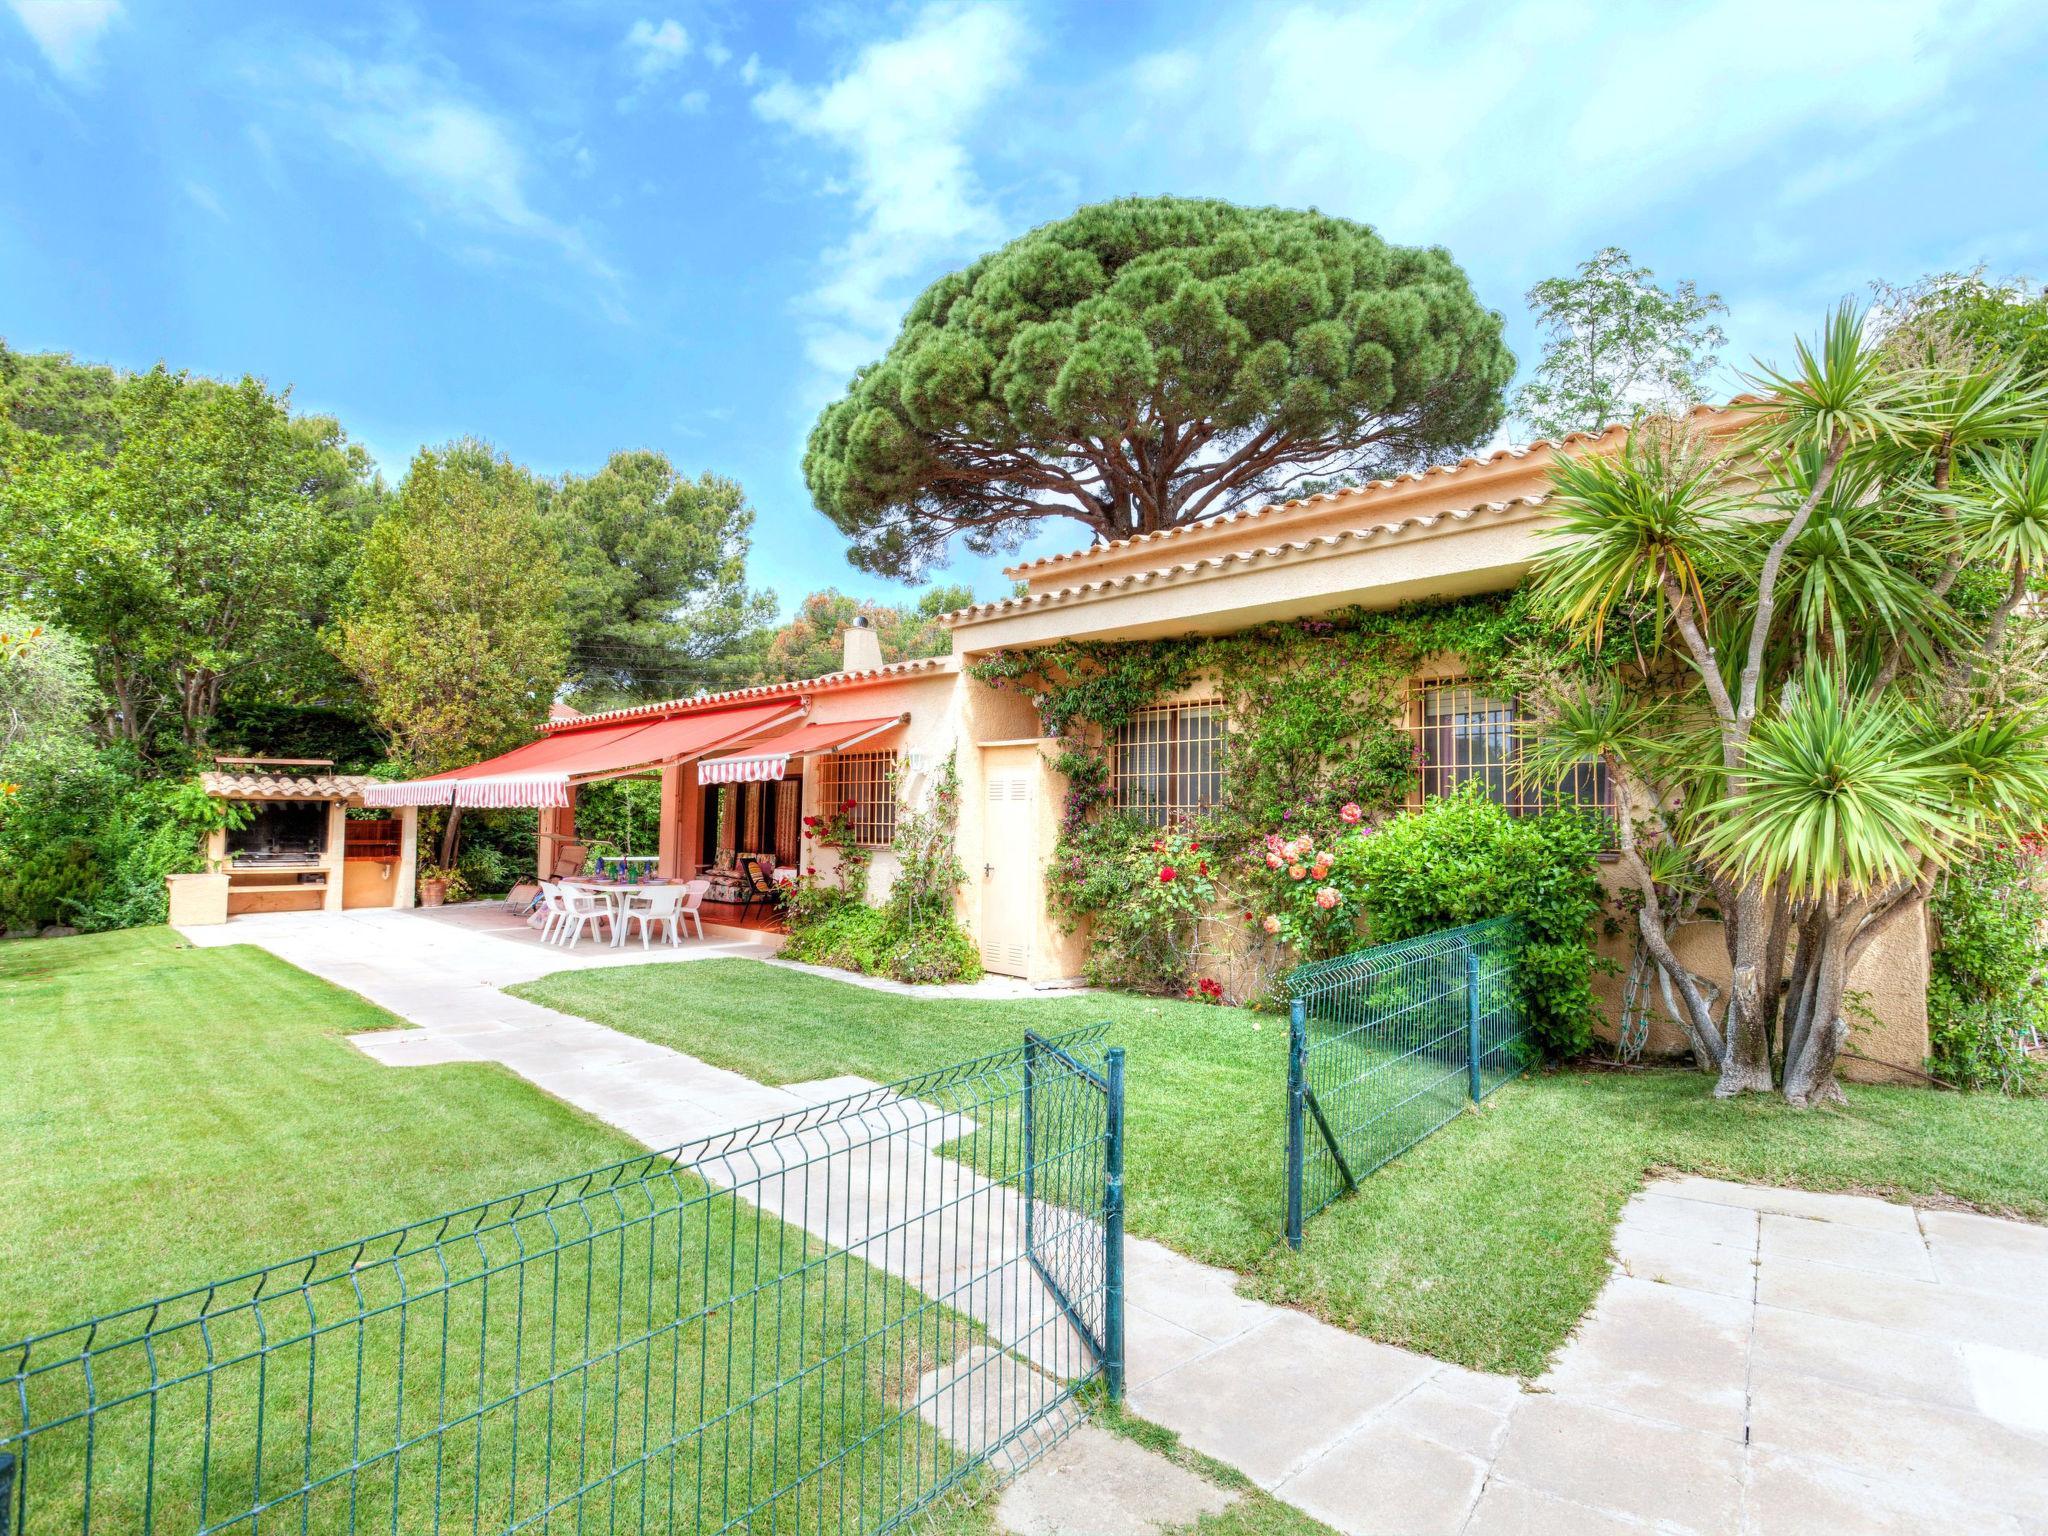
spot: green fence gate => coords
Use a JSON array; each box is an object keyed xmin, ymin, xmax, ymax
[
  {"xmin": 0, "ymin": 1027, "xmax": 1124, "ymax": 1535},
  {"xmin": 1284, "ymin": 918, "xmax": 1526, "ymax": 1246}
]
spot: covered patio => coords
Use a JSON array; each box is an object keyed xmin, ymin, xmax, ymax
[{"xmin": 361, "ymin": 690, "xmax": 911, "ymax": 903}]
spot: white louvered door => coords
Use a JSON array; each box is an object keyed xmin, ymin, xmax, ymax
[{"xmin": 979, "ymin": 754, "xmax": 1035, "ymax": 977}]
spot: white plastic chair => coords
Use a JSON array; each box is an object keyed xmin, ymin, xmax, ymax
[
  {"xmin": 535, "ymin": 883, "xmax": 571, "ymax": 945},
  {"xmin": 676, "ymin": 878, "xmax": 710, "ymax": 941},
  {"xmin": 622, "ymin": 885, "xmax": 687, "ymax": 949},
  {"xmin": 555, "ymin": 883, "xmax": 615, "ymax": 948}
]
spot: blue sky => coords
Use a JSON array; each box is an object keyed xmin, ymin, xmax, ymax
[{"xmin": 5, "ymin": 0, "xmax": 2046, "ymax": 615}]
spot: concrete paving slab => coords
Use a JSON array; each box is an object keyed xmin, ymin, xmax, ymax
[
  {"xmin": 1126, "ymin": 1311, "xmax": 1436, "ymax": 1487},
  {"xmin": 1653, "ymin": 1176, "xmax": 1921, "ymax": 1234},
  {"xmin": 992, "ymin": 1424, "xmax": 1236, "ymax": 1536},
  {"xmin": 1962, "ymin": 1341, "xmax": 2048, "ymax": 1437},
  {"xmin": 1749, "ymin": 1365, "xmax": 2048, "ymax": 1521},
  {"xmin": 1491, "ymin": 1395, "xmax": 1745, "ymax": 1535},
  {"xmin": 1464, "ymin": 1476, "xmax": 1647, "ymax": 1536},
  {"xmin": 1616, "ymin": 1189, "xmax": 1761, "ymax": 1248},
  {"xmin": 1757, "ymin": 1256, "xmax": 2048, "ymax": 1355},
  {"xmin": 1610, "ymin": 1220, "xmax": 1758, "ymax": 1299},
  {"xmin": 1274, "ymin": 1421, "xmax": 1486, "ymax": 1536},
  {"xmin": 1759, "ymin": 1211, "xmax": 1938, "ymax": 1281},
  {"xmin": 1742, "ymin": 1447, "xmax": 2029, "ymax": 1536},
  {"xmin": 1537, "ymin": 1275, "xmax": 1751, "ymax": 1439},
  {"xmin": 1377, "ymin": 1379, "xmax": 1514, "ymax": 1459},
  {"xmin": 1748, "ymin": 1304, "xmax": 1974, "ymax": 1411}
]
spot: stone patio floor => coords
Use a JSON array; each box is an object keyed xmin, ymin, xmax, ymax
[{"xmin": 182, "ymin": 909, "xmax": 2048, "ymax": 1536}]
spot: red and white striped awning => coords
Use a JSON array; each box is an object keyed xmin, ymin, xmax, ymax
[
  {"xmin": 696, "ymin": 716, "xmax": 905, "ymax": 786},
  {"xmin": 365, "ymin": 701, "xmax": 807, "ymax": 809}
]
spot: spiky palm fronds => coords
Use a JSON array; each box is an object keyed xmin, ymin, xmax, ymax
[
  {"xmin": 1697, "ymin": 668, "xmax": 1959, "ymax": 899},
  {"xmin": 1954, "ymin": 434, "xmax": 2048, "ymax": 571},
  {"xmin": 1531, "ymin": 426, "xmax": 1737, "ymax": 651},
  {"xmin": 1738, "ymin": 302, "xmax": 1907, "ymax": 458}
]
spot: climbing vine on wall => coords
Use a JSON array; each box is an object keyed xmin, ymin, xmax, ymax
[{"xmin": 970, "ymin": 590, "xmax": 1589, "ymax": 997}]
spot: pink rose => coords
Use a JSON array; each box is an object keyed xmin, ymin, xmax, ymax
[
  {"xmin": 1315, "ymin": 887, "xmax": 1340, "ymax": 910},
  {"xmin": 1297, "ymin": 835, "xmax": 1315, "ymax": 855},
  {"xmin": 1262, "ymin": 914, "xmax": 1281, "ymax": 935},
  {"xmin": 1310, "ymin": 861, "xmax": 1330, "ymax": 881},
  {"xmin": 1266, "ymin": 853, "xmax": 1284, "ymax": 870},
  {"xmin": 1340, "ymin": 803, "xmax": 1362, "ymax": 824},
  {"xmin": 1288, "ymin": 864, "xmax": 1307, "ymax": 881}
]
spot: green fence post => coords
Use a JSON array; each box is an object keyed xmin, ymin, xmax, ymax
[
  {"xmin": 1466, "ymin": 944, "xmax": 1483, "ymax": 1101},
  {"xmin": 1103, "ymin": 1045, "xmax": 1126, "ymax": 1403},
  {"xmin": 1022, "ymin": 1032, "xmax": 1038, "ymax": 1258},
  {"xmin": 1, "ymin": 1449, "xmax": 14, "ymax": 1536},
  {"xmin": 1286, "ymin": 997, "xmax": 1307, "ymax": 1249}
]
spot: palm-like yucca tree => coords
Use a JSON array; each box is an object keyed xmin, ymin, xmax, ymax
[{"xmin": 1527, "ymin": 302, "xmax": 2048, "ymax": 1105}]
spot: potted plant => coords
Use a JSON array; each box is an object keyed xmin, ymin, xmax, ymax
[{"xmin": 418, "ymin": 865, "xmax": 466, "ymax": 908}]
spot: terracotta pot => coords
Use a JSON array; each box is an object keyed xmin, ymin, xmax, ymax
[{"xmin": 420, "ymin": 878, "xmax": 450, "ymax": 909}]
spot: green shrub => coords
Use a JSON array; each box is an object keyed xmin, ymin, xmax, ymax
[
  {"xmin": 1928, "ymin": 842, "xmax": 2046, "ymax": 1094},
  {"xmin": 456, "ymin": 843, "xmax": 519, "ymax": 896},
  {"xmin": 1249, "ymin": 787, "xmax": 1608, "ymax": 1055}
]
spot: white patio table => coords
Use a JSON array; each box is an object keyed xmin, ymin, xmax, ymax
[{"xmin": 558, "ymin": 877, "xmax": 680, "ymax": 948}]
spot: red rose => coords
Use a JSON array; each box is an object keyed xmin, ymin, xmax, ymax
[
  {"xmin": 803, "ymin": 815, "xmax": 819, "ymax": 828},
  {"xmin": 841, "ymin": 798, "xmax": 857, "ymax": 811},
  {"xmin": 1198, "ymin": 860, "xmax": 1208, "ymax": 875},
  {"xmin": 1159, "ymin": 866, "xmax": 1177, "ymax": 882}
]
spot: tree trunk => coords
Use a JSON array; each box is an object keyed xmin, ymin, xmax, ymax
[
  {"xmin": 1714, "ymin": 883, "xmax": 1776, "ymax": 1096},
  {"xmin": 438, "ymin": 807, "xmax": 465, "ymax": 868},
  {"xmin": 1781, "ymin": 903, "xmax": 1858, "ymax": 1106}
]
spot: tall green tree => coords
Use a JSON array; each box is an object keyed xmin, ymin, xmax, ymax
[
  {"xmin": 1513, "ymin": 247, "xmax": 1727, "ymax": 440},
  {"xmin": 806, "ymin": 196, "xmax": 1513, "ymax": 578},
  {"xmin": 338, "ymin": 440, "xmax": 568, "ymax": 864},
  {"xmin": 1526, "ymin": 305, "xmax": 2048, "ymax": 1105},
  {"xmin": 0, "ymin": 366, "xmax": 370, "ymax": 753},
  {"xmin": 548, "ymin": 451, "xmax": 776, "ymax": 707},
  {"xmin": 757, "ymin": 585, "xmax": 971, "ymax": 683},
  {"xmin": 0, "ymin": 341, "xmax": 120, "ymax": 458}
]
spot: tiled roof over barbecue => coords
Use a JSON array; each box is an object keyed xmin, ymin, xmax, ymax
[{"xmin": 199, "ymin": 771, "xmax": 375, "ymax": 801}]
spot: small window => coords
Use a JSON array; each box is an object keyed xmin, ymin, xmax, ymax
[
  {"xmin": 1112, "ymin": 703, "xmax": 1223, "ymax": 827},
  {"xmin": 824, "ymin": 751, "xmax": 898, "ymax": 847},
  {"xmin": 1413, "ymin": 681, "xmax": 1610, "ymax": 820}
]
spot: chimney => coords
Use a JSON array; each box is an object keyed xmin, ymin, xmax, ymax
[{"xmin": 840, "ymin": 613, "xmax": 884, "ymax": 673}]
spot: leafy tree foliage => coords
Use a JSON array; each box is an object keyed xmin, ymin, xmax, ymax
[
  {"xmin": 1525, "ymin": 305, "xmax": 2048, "ymax": 1105},
  {"xmin": 806, "ymin": 196, "xmax": 1513, "ymax": 577},
  {"xmin": 756, "ymin": 585, "xmax": 970, "ymax": 682},
  {"xmin": 0, "ymin": 612, "xmax": 96, "ymax": 755},
  {"xmin": 1513, "ymin": 247, "xmax": 1727, "ymax": 439},
  {"xmin": 0, "ymin": 365, "xmax": 373, "ymax": 753},
  {"xmin": 549, "ymin": 452, "xmax": 776, "ymax": 707},
  {"xmin": 337, "ymin": 440, "xmax": 569, "ymax": 862},
  {"xmin": 0, "ymin": 340, "xmax": 120, "ymax": 457}
]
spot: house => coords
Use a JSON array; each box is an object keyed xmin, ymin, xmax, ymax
[{"xmin": 366, "ymin": 403, "xmax": 1932, "ymax": 1082}]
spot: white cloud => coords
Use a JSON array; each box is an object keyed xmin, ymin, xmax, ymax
[
  {"xmin": 704, "ymin": 40, "xmax": 732, "ymax": 68},
  {"xmin": 754, "ymin": 2, "xmax": 1032, "ymax": 380},
  {"xmin": 183, "ymin": 180, "xmax": 227, "ymax": 220},
  {"xmin": 253, "ymin": 42, "xmax": 619, "ymax": 295},
  {"xmin": 7, "ymin": 0, "xmax": 121, "ymax": 81},
  {"xmin": 623, "ymin": 17, "xmax": 689, "ymax": 79},
  {"xmin": 678, "ymin": 88, "xmax": 708, "ymax": 114},
  {"xmin": 1118, "ymin": 0, "xmax": 2048, "ymax": 250}
]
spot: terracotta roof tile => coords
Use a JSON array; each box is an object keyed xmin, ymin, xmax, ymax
[
  {"xmin": 537, "ymin": 655, "xmax": 953, "ymax": 735},
  {"xmin": 945, "ymin": 494, "xmax": 1551, "ymax": 627},
  {"xmin": 200, "ymin": 771, "xmax": 374, "ymax": 800}
]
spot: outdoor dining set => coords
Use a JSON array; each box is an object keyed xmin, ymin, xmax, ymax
[{"xmin": 522, "ymin": 850, "xmax": 795, "ymax": 949}]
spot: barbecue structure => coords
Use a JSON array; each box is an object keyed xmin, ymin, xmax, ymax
[{"xmin": 167, "ymin": 759, "xmax": 419, "ymax": 924}]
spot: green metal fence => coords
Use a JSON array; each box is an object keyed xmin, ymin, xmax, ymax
[
  {"xmin": 1284, "ymin": 919, "xmax": 1525, "ymax": 1246},
  {"xmin": 0, "ymin": 1027, "xmax": 1124, "ymax": 1535}
]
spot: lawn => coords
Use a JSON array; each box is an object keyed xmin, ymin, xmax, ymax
[
  {"xmin": 0, "ymin": 930, "xmax": 993, "ymax": 1536},
  {"xmin": 516, "ymin": 957, "xmax": 2048, "ymax": 1377}
]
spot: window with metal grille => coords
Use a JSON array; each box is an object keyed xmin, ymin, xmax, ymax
[
  {"xmin": 1412, "ymin": 681, "xmax": 1611, "ymax": 821},
  {"xmin": 824, "ymin": 751, "xmax": 898, "ymax": 846},
  {"xmin": 1112, "ymin": 703, "xmax": 1224, "ymax": 827}
]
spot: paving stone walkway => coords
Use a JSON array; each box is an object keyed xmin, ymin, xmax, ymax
[{"xmin": 185, "ymin": 911, "xmax": 2048, "ymax": 1536}]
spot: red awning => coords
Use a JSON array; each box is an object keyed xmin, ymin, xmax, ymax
[
  {"xmin": 364, "ymin": 700, "xmax": 806, "ymax": 809},
  {"xmin": 696, "ymin": 715, "xmax": 906, "ymax": 785}
]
